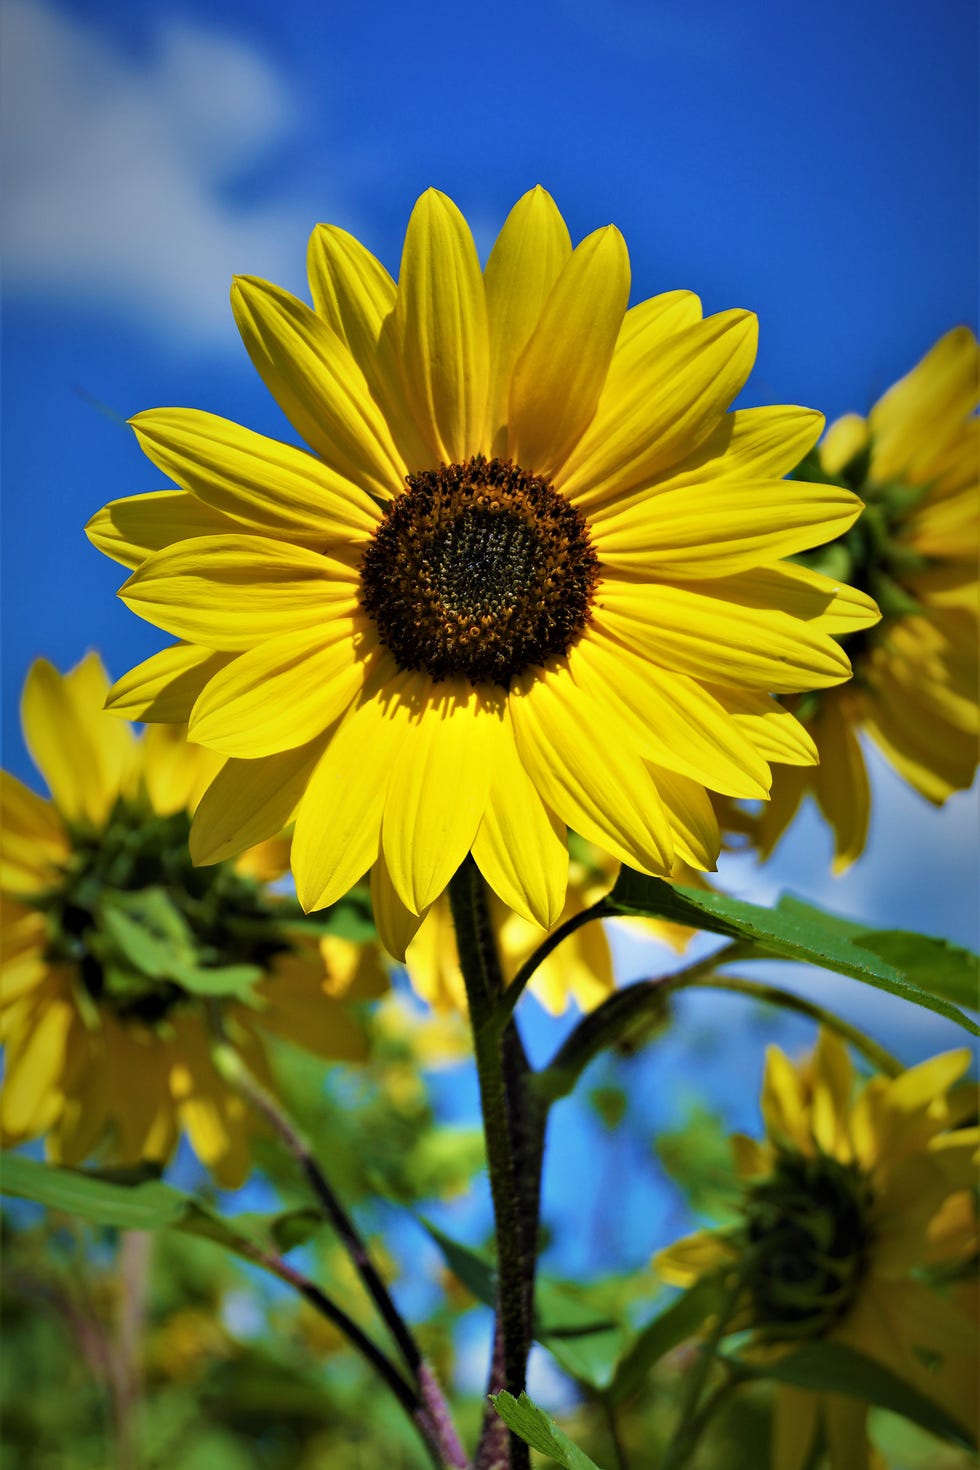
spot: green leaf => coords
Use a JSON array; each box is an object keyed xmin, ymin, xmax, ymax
[
  {"xmin": 171, "ymin": 962, "xmax": 264, "ymax": 999},
  {"xmin": 490, "ymin": 1391, "xmax": 606, "ymax": 1470},
  {"xmin": 0, "ymin": 1156, "xmax": 319, "ymax": 1265},
  {"xmin": 609, "ymin": 873, "xmax": 979, "ymax": 1035},
  {"xmin": 726, "ymin": 1341, "xmax": 976, "ymax": 1450},
  {"xmin": 609, "ymin": 1278, "xmax": 724, "ymax": 1403},
  {"xmin": 419, "ymin": 1218, "xmax": 497, "ymax": 1305}
]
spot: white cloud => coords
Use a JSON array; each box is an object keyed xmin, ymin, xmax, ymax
[{"xmin": 1, "ymin": 0, "xmax": 318, "ymax": 344}]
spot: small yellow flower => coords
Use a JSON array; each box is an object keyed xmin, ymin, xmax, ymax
[
  {"xmin": 1, "ymin": 655, "xmax": 386, "ymax": 1188},
  {"xmin": 656, "ymin": 1031, "xmax": 979, "ymax": 1469},
  {"xmin": 86, "ymin": 187, "xmax": 875, "ymax": 956},
  {"xmin": 404, "ymin": 843, "xmax": 702, "ymax": 1016},
  {"xmin": 751, "ymin": 328, "xmax": 979, "ymax": 871}
]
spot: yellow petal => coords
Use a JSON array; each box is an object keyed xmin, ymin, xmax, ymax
[
  {"xmin": 291, "ymin": 667, "xmax": 420, "ymax": 910},
  {"xmin": 647, "ymin": 763, "xmax": 720, "ymax": 871},
  {"xmin": 139, "ymin": 724, "xmax": 221, "ymax": 815},
  {"xmin": 510, "ymin": 666, "xmax": 674, "ymax": 876},
  {"xmin": 869, "ymin": 326, "xmax": 980, "ymax": 484},
  {"xmin": 188, "ymin": 619, "xmax": 368, "ymax": 757},
  {"xmin": 21, "ymin": 657, "xmax": 128, "ymax": 824},
  {"xmin": 370, "ymin": 859, "xmax": 430, "ymax": 962},
  {"xmin": 483, "ymin": 186, "xmax": 572, "ymax": 454},
  {"xmin": 571, "ymin": 632, "xmax": 772, "ymax": 797},
  {"xmin": 810, "ymin": 1029, "xmax": 855, "ymax": 1156},
  {"xmin": 771, "ymin": 1387, "xmax": 820, "ymax": 1470},
  {"xmin": 811, "ymin": 692, "xmax": 870, "ymax": 873},
  {"xmin": 597, "ymin": 583, "xmax": 852, "ymax": 692},
  {"xmin": 85, "ymin": 489, "xmax": 233, "ymax": 569},
  {"xmin": 232, "ymin": 275, "xmax": 406, "ymax": 499},
  {"xmin": 107, "ymin": 643, "xmax": 233, "ymax": 721},
  {"xmin": 307, "ymin": 222, "xmax": 432, "ymax": 471},
  {"xmin": 470, "ymin": 713, "xmax": 569, "ymax": 929},
  {"xmin": 591, "ymin": 479, "xmax": 862, "ymax": 579},
  {"xmin": 394, "ymin": 189, "xmax": 489, "ymax": 464},
  {"xmin": 558, "ymin": 309, "xmax": 758, "ymax": 506},
  {"xmin": 884, "ymin": 1050, "xmax": 972, "ymax": 1114},
  {"xmin": 653, "ymin": 404, "xmax": 826, "ymax": 495},
  {"xmin": 120, "ymin": 534, "xmax": 359, "ymax": 650},
  {"xmin": 1, "ymin": 991, "xmax": 74, "ymax": 1137},
  {"xmin": 709, "ymin": 687, "xmax": 819, "ymax": 768},
  {"xmin": 821, "ymin": 412, "xmax": 869, "ymax": 476},
  {"xmin": 715, "ymin": 562, "xmax": 882, "ymax": 637},
  {"xmin": 654, "ymin": 1229, "xmax": 733, "ymax": 1286},
  {"xmin": 189, "ymin": 738, "xmax": 327, "ymax": 866},
  {"xmin": 130, "ymin": 408, "xmax": 382, "ymax": 547},
  {"xmin": 508, "ymin": 225, "xmax": 630, "ymax": 478},
  {"xmin": 382, "ymin": 683, "xmax": 504, "ymax": 914},
  {"xmin": 761, "ymin": 1044, "xmax": 809, "ymax": 1149}
]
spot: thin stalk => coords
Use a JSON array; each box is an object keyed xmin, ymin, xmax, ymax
[
  {"xmin": 500, "ymin": 898, "xmax": 615, "ymax": 1021},
  {"xmin": 660, "ymin": 1271, "xmax": 744, "ymax": 1470},
  {"xmin": 448, "ymin": 858, "xmax": 535, "ymax": 1470},
  {"xmin": 600, "ymin": 1392, "xmax": 629, "ymax": 1470},
  {"xmin": 209, "ymin": 1028, "xmax": 468, "ymax": 1468},
  {"xmin": 678, "ymin": 975, "xmax": 903, "ymax": 1076}
]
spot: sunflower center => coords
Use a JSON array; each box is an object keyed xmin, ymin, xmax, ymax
[
  {"xmin": 741, "ymin": 1149, "xmax": 874, "ymax": 1341},
  {"xmin": 359, "ymin": 456, "xmax": 600, "ymax": 687},
  {"xmin": 33, "ymin": 800, "xmax": 293, "ymax": 1028}
]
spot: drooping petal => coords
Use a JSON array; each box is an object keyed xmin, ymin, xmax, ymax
[
  {"xmin": 1, "ymin": 989, "xmax": 75, "ymax": 1137},
  {"xmin": 811, "ymin": 692, "xmax": 871, "ymax": 873},
  {"xmin": 483, "ymin": 186, "xmax": 572, "ymax": 454},
  {"xmin": 382, "ymin": 683, "xmax": 505, "ymax": 914},
  {"xmin": 394, "ymin": 189, "xmax": 489, "ymax": 464},
  {"xmin": 591, "ymin": 479, "xmax": 862, "ymax": 579},
  {"xmin": 708, "ymin": 686, "xmax": 819, "ymax": 768},
  {"xmin": 190, "ymin": 738, "xmax": 329, "ymax": 866},
  {"xmin": 558, "ymin": 309, "xmax": 758, "ymax": 506},
  {"xmin": 647, "ymin": 763, "xmax": 720, "ymax": 870},
  {"xmin": 106, "ymin": 643, "xmax": 233, "ymax": 721},
  {"xmin": 869, "ymin": 326, "xmax": 980, "ymax": 484},
  {"xmin": 188, "ymin": 618, "xmax": 369, "ymax": 758},
  {"xmin": 130, "ymin": 409, "xmax": 382, "ymax": 547},
  {"xmin": 232, "ymin": 275, "xmax": 407, "ymax": 499},
  {"xmin": 508, "ymin": 225, "xmax": 630, "ymax": 478},
  {"xmin": 85, "ymin": 489, "xmax": 235, "ymax": 569},
  {"xmin": 119, "ymin": 535, "xmax": 359, "ymax": 650},
  {"xmin": 510, "ymin": 666, "xmax": 674, "ymax": 876},
  {"xmin": 470, "ymin": 712, "xmax": 569, "ymax": 928},
  {"xmin": 370, "ymin": 859, "xmax": 430, "ymax": 963},
  {"xmin": 22, "ymin": 657, "xmax": 132, "ymax": 824}
]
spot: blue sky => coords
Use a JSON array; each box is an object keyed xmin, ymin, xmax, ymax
[{"xmin": 2, "ymin": 0, "xmax": 977, "ymax": 1048}]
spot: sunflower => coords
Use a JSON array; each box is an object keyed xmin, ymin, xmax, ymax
[
  {"xmin": 1, "ymin": 655, "xmax": 386, "ymax": 1188},
  {"xmin": 656, "ymin": 1031, "xmax": 979, "ymax": 1469},
  {"xmin": 86, "ymin": 187, "xmax": 876, "ymax": 955},
  {"xmin": 404, "ymin": 842, "xmax": 702, "ymax": 1015},
  {"xmin": 746, "ymin": 327, "xmax": 979, "ymax": 871}
]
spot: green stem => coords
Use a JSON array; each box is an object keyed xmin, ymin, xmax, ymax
[
  {"xmin": 660, "ymin": 1270, "xmax": 744, "ymax": 1470},
  {"xmin": 678, "ymin": 975, "xmax": 903, "ymax": 1076},
  {"xmin": 209, "ymin": 1028, "xmax": 468, "ymax": 1468},
  {"xmin": 448, "ymin": 858, "xmax": 535, "ymax": 1470},
  {"xmin": 500, "ymin": 898, "xmax": 615, "ymax": 1021}
]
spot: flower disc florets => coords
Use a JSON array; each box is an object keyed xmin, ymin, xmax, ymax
[
  {"xmin": 359, "ymin": 456, "xmax": 600, "ymax": 687},
  {"xmin": 741, "ymin": 1149, "xmax": 875, "ymax": 1341}
]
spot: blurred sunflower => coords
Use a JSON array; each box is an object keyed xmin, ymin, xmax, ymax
[
  {"xmin": 656, "ymin": 1031, "xmax": 979, "ymax": 1469},
  {"xmin": 748, "ymin": 327, "xmax": 979, "ymax": 870},
  {"xmin": 87, "ymin": 186, "xmax": 876, "ymax": 954},
  {"xmin": 1, "ymin": 655, "xmax": 386, "ymax": 1188},
  {"xmin": 403, "ymin": 841, "xmax": 702, "ymax": 1014}
]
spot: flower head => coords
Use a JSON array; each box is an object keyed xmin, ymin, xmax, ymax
[
  {"xmin": 749, "ymin": 327, "xmax": 979, "ymax": 870},
  {"xmin": 656, "ymin": 1031, "xmax": 979, "ymax": 1468},
  {"xmin": 1, "ymin": 655, "xmax": 385, "ymax": 1187},
  {"xmin": 87, "ymin": 187, "xmax": 875, "ymax": 953}
]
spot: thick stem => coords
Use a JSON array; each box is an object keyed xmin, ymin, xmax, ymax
[
  {"xmin": 448, "ymin": 859, "xmax": 538, "ymax": 1470},
  {"xmin": 210, "ymin": 1034, "xmax": 468, "ymax": 1468}
]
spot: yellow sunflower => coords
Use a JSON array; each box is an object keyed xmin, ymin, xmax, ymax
[
  {"xmin": 86, "ymin": 186, "xmax": 876, "ymax": 956},
  {"xmin": 749, "ymin": 327, "xmax": 979, "ymax": 871},
  {"xmin": 404, "ymin": 842, "xmax": 702, "ymax": 1015},
  {"xmin": 656, "ymin": 1031, "xmax": 979, "ymax": 1469},
  {"xmin": 1, "ymin": 655, "xmax": 386, "ymax": 1188}
]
